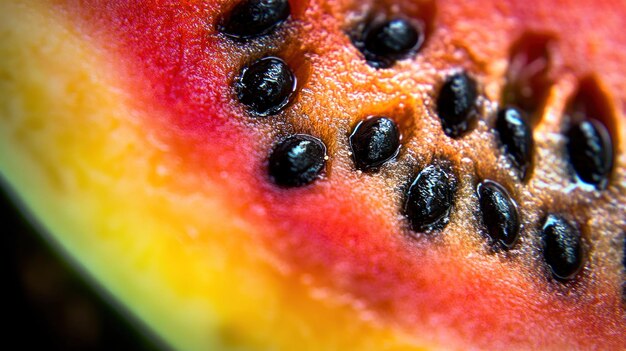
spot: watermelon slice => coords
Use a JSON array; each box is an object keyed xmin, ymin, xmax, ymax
[{"xmin": 1, "ymin": 0, "xmax": 625, "ymax": 350}]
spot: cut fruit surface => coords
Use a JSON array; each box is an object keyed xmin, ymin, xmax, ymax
[{"xmin": 1, "ymin": 0, "xmax": 625, "ymax": 350}]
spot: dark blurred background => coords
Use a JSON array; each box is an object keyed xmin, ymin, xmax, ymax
[{"xmin": 2, "ymin": 187, "xmax": 158, "ymax": 350}]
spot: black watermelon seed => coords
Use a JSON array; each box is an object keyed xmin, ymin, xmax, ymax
[
  {"xmin": 476, "ymin": 180, "xmax": 520, "ymax": 250},
  {"xmin": 352, "ymin": 18, "xmax": 424, "ymax": 69},
  {"xmin": 219, "ymin": 0, "xmax": 290, "ymax": 39},
  {"xmin": 404, "ymin": 164, "xmax": 457, "ymax": 232},
  {"xmin": 566, "ymin": 119, "xmax": 613, "ymax": 188},
  {"xmin": 436, "ymin": 72, "xmax": 478, "ymax": 138},
  {"xmin": 235, "ymin": 57, "xmax": 296, "ymax": 117},
  {"xmin": 495, "ymin": 107, "xmax": 534, "ymax": 180},
  {"xmin": 540, "ymin": 214, "xmax": 584, "ymax": 281},
  {"xmin": 349, "ymin": 116, "xmax": 401, "ymax": 171},
  {"xmin": 365, "ymin": 19, "xmax": 422, "ymax": 58},
  {"xmin": 269, "ymin": 134, "xmax": 326, "ymax": 187}
]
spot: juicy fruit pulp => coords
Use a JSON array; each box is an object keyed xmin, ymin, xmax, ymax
[{"xmin": 1, "ymin": 0, "xmax": 626, "ymax": 351}]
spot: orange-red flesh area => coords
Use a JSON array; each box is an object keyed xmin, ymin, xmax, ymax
[{"xmin": 49, "ymin": 0, "xmax": 626, "ymax": 350}]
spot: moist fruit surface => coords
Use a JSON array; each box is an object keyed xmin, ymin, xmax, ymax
[{"xmin": 1, "ymin": 0, "xmax": 625, "ymax": 350}]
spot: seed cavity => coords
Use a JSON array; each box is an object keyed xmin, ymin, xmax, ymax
[
  {"xmin": 349, "ymin": 116, "xmax": 401, "ymax": 171},
  {"xmin": 218, "ymin": 0, "xmax": 290, "ymax": 39},
  {"xmin": 268, "ymin": 134, "xmax": 326, "ymax": 187},
  {"xmin": 504, "ymin": 32, "xmax": 556, "ymax": 123},
  {"xmin": 476, "ymin": 180, "xmax": 520, "ymax": 250},
  {"xmin": 235, "ymin": 56, "xmax": 296, "ymax": 117},
  {"xmin": 567, "ymin": 120, "xmax": 613, "ymax": 188},
  {"xmin": 495, "ymin": 106, "xmax": 534, "ymax": 180},
  {"xmin": 404, "ymin": 163, "xmax": 457, "ymax": 232},
  {"xmin": 351, "ymin": 17, "xmax": 424, "ymax": 69},
  {"xmin": 436, "ymin": 72, "xmax": 478, "ymax": 138},
  {"xmin": 540, "ymin": 214, "xmax": 584, "ymax": 281}
]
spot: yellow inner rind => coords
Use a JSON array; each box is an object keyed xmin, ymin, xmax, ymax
[{"xmin": 0, "ymin": 2, "xmax": 430, "ymax": 350}]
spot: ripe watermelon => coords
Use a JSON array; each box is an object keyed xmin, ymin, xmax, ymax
[{"xmin": 1, "ymin": 0, "xmax": 625, "ymax": 349}]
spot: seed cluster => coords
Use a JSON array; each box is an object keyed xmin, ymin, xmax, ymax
[{"xmin": 218, "ymin": 0, "xmax": 620, "ymax": 284}]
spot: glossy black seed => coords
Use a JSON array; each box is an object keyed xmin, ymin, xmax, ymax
[
  {"xmin": 404, "ymin": 164, "xmax": 457, "ymax": 232},
  {"xmin": 349, "ymin": 117, "xmax": 401, "ymax": 171},
  {"xmin": 219, "ymin": 0, "xmax": 290, "ymax": 39},
  {"xmin": 365, "ymin": 19, "xmax": 421, "ymax": 57},
  {"xmin": 436, "ymin": 72, "xmax": 478, "ymax": 138},
  {"xmin": 540, "ymin": 214, "xmax": 584, "ymax": 281},
  {"xmin": 352, "ymin": 18, "xmax": 424, "ymax": 69},
  {"xmin": 476, "ymin": 180, "xmax": 520, "ymax": 249},
  {"xmin": 268, "ymin": 134, "xmax": 326, "ymax": 187},
  {"xmin": 496, "ymin": 107, "xmax": 534, "ymax": 179},
  {"xmin": 566, "ymin": 119, "xmax": 613, "ymax": 188},
  {"xmin": 235, "ymin": 57, "xmax": 295, "ymax": 117}
]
